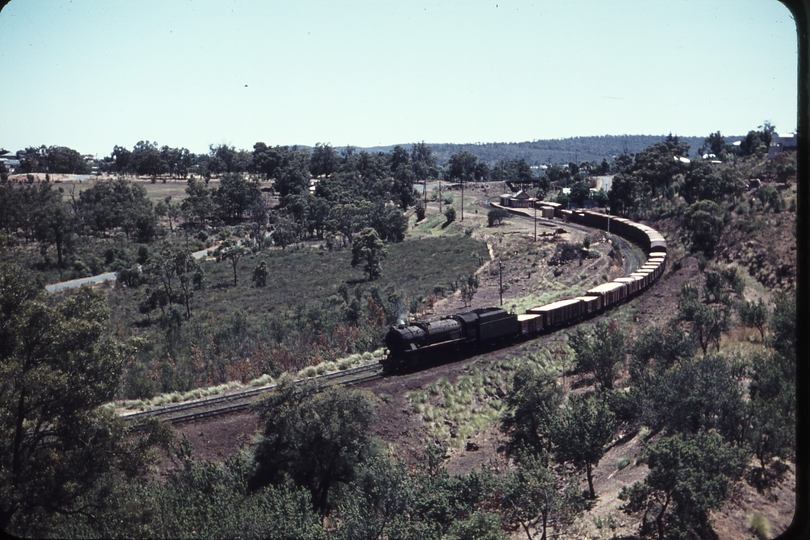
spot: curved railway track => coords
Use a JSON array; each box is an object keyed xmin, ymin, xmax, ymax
[
  {"xmin": 122, "ymin": 201, "xmax": 653, "ymax": 426},
  {"xmin": 122, "ymin": 363, "xmax": 383, "ymax": 425}
]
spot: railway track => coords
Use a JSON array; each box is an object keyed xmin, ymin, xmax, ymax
[{"xmin": 121, "ymin": 363, "xmax": 384, "ymax": 425}]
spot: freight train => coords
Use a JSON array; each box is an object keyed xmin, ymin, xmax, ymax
[{"xmin": 380, "ymin": 208, "xmax": 667, "ymax": 372}]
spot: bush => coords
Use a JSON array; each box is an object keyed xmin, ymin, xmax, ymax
[
  {"xmin": 488, "ymin": 208, "xmax": 509, "ymax": 226},
  {"xmin": 747, "ymin": 512, "xmax": 771, "ymax": 540},
  {"xmin": 415, "ymin": 201, "xmax": 426, "ymax": 221},
  {"xmin": 444, "ymin": 206, "xmax": 456, "ymax": 224},
  {"xmin": 616, "ymin": 456, "xmax": 632, "ymax": 470}
]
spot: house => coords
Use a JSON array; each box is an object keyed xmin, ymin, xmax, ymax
[
  {"xmin": 768, "ymin": 132, "xmax": 798, "ymax": 159},
  {"xmin": 0, "ymin": 158, "xmax": 20, "ymax": 173},
  {"xmin": 499, "ymin": 190, "xmax": 536, "ymax": 208}
]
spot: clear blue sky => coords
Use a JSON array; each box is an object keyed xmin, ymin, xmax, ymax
[{"xmin": 0, "ymin": 0, "xmax": 797, "ymax": 157}]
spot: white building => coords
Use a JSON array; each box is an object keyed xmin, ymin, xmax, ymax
[{"xmin": 768, "ymin": 132, "xmax": 798, "ymax": 159}]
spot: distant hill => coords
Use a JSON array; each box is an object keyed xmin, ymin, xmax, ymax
[{"xmin": 354, "ymin": 134, "xmax": 743, "ymax": 166}]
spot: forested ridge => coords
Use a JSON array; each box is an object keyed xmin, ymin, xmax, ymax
[{"xmin": 0, "ymin": 124, "xmax": 797, "ymax": 538}]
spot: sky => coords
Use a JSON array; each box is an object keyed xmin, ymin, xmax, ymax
[{"xmin": 0, "ymin": 0, "xmax": 798, "ymax": 158}]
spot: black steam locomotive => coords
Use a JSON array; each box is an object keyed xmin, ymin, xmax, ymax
[{"xmin": 382, "ymin": 307, "xmax": 519, "ymax": 372}]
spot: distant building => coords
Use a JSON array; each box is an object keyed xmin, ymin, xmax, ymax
[
  {"xmin": 499, "ymin": 189, "xmax": 536, "ymax": 208},
  {"xmin": 592, "ymin": 175, "xmax": 614, "ymax": 192},
  {"xmin": 768, "ymin": 132, "xmax": 798, "ymax": 159},
  {"xmin": 0, "ymin": 158, "xmax": 20, "ymax": 172}
]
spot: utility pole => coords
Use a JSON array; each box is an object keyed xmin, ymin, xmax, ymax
[
  {"xmin": 534, "ymin": 201, "xmax": 537, "ymax": 242},
  {"xmin": 424, "ymin": 178, "xmax": 427, "ymax": 210},
  {"xmin": 499, "ymin": 261, "xmax": 503, "ymax": 307},
  {"xmin": 461, "ymin": 177, "xmax": 464, "ymax": 221}
]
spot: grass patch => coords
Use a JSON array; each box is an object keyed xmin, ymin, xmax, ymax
[
  {"xmin": 747, "ymin": 512, "xmax": 771, "ymax": 540},
  {"xmin": 616, "ymin": 456, "xmax": 632, "ymax": 470},
  {"xmin": 108, "ymin": 234, "xmax": 487, "ymax": 331},
  {"xmin": 404, "ymin": 362, "xmax": 520, "ymax": 447}
]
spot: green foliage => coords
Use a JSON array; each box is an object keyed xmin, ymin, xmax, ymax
[
  {"xmin": 677, "ymin": 283, "xmax": 730, "ymax": 353},
  {"xmin": 181, "ymin": 177, "xmax": 216, "ymax": 229},
  {"xmin": 78, "ymin": 178, "xmax": 158, "ymax": 241},
  {"xmin": 487, "ymin": 207, "xmax": 509, "ymax": 227},
  {"xmin": 214, "ymin": 172, "xmax": 261, "ymax": 223},
  {"xmin": 460, "ymin": 273, "xmax": 479, "ymax": 307},
  {"xmin": 334, "ymin": 456, "xmax": 421, "ymax": 540},
  {"xmin": 628, "ymin": 325, "xmax": 696, "ymax": 380},
  {"xmin": 252, "ymin": 259, "xmax": 269, "ymax": 287},
  {"xmin": 568, "ymin": 181, "xmax": 591, "ymax": 206},
  {"xmin": 500, "ymin": 449, "xmax": 581, "ymax": 540},
  {"xmin": 747, "ymin": 512, "xmax": 772, "ymax": 540},
  {"xmin": 551, "ymin": 395, "xmax": 615, "ymax": 499},
  {"xmin": 569, "ymin": 319, "xmax": 625, "ymax": 390},
  {"xmin": 769, "ymin": 290, "xmax": 796, "ymax": 362},
  {"xmin": 745, "ymin": 293, "xmax": 796, "ymax": 472},
  {"xmin": 0, "ymin": 264, "xmax": 170, "ymax": 535},
  {"xmin": 139, "ymin": 245, "xmax": 199, "ymax": 320},
  {"xmin": 214, "ymin": 239, "xmax": 247, "ymax": 286},
  {"xmin": 444, "ymin": 206, "xmax": 457, "ymax": 224},
  {"xmin": 250, "ymin": 382, "xmax": 378, "ymax": 514},
  {"xmin": 415, "ymin": 200, "xmax": 426, "ymax": 221},
  {"xmin": 681, "ymin": 161, "xmax": 745, "ymax": 204},
  {"xmin": 683, "ymin": 199, "xmax": 728, "ymax": 256},
  {"xmin": 620, "ymin": 431, "xmax": 747, "ymax": 540},
  {"xmin": 351, "ymin": 227, "xmax": 387, "ymax": 281},
  {"xmin": 501, "ymin": 363, "xmax": 564, "ymax": 453},
  {"xmin": 444, "ymin": 510, "xmax": 509, "ymax": 540},
  {"xmin": 56, "ymin": 442, "xmax": 325, "ymax": 539},
  {"xmin": 17, "ymin": 144, "xmax": 89, "ymax": 174},
  {"xmin": 446, "ymin": 150, "xmax": 481, "ymax": 184},
  {"xmin": 632, "ymin": 354, "xmax": 747, "ymax": 442},
  {"xmin": 738, "ymin": 298, "xmax": 767, "ymax": 339},
  {"xmin": 608, "ymin": 172, "xmax": 648, "ymax": 216}
]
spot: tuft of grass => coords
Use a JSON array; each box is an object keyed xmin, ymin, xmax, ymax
[
  {"xmin": 747, "ymin": 513, "xmax": 771, "ymax": 540},
  {"xmin": 250, "ymin": 373, "xmax": 274, "ymax": 387},
  {"xmin": 337, "ymin": 358, "xmax": 353, "ymax": 370},
  {"xmin": 616, "ymin": 456, "xmax": 632, "ymax": 470},
  {"xmin": 407, "ymin": 390, "xmax": 428, "ymax": 404},
  {"xmin": 299, "ymin": 366, "xmax": 318, "ymax": 378}
]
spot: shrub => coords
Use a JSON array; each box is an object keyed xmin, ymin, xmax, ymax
[
  {"xmin": 415, "ymin": 202, "xmax": 426, "ymax": 221},
  {"xmin": 300, "ymin": 366, "xmax": 318, "ymax": 378},
  {"xmin": 488, "ymin": 208, "xmax": 509, "ymax": 226},
  {"xmin": 748, "ymin": 512, "xmax": 771, "ymax": 540},
  {"xmin": 444, "ymin": 206, "xmax": 457, "ymax": 224},
  {"xmin": 616, "ymin": 456, "xmax": 632, "ymax": 470}
]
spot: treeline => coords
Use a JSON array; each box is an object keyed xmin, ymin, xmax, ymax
[{"xmin": 11, "ymin": 145, "xmax": 91, "ymax": 175}]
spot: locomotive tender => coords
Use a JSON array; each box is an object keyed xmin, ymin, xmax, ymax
[{"xmin": 381, "ymin": 209, "xmax": 667, "ymax": 373}]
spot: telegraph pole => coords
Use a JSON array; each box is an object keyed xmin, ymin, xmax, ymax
[
  {"xmin": 534, "ymin": 201, "xmax": 537, "ymax": 242},
  {"xmin": 461, "ymin": 177, "xmax": 464, "ymax": 221},
  {"xmin": 499, "ymin": 261, "xmax": 503, "ymax": 306}
]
